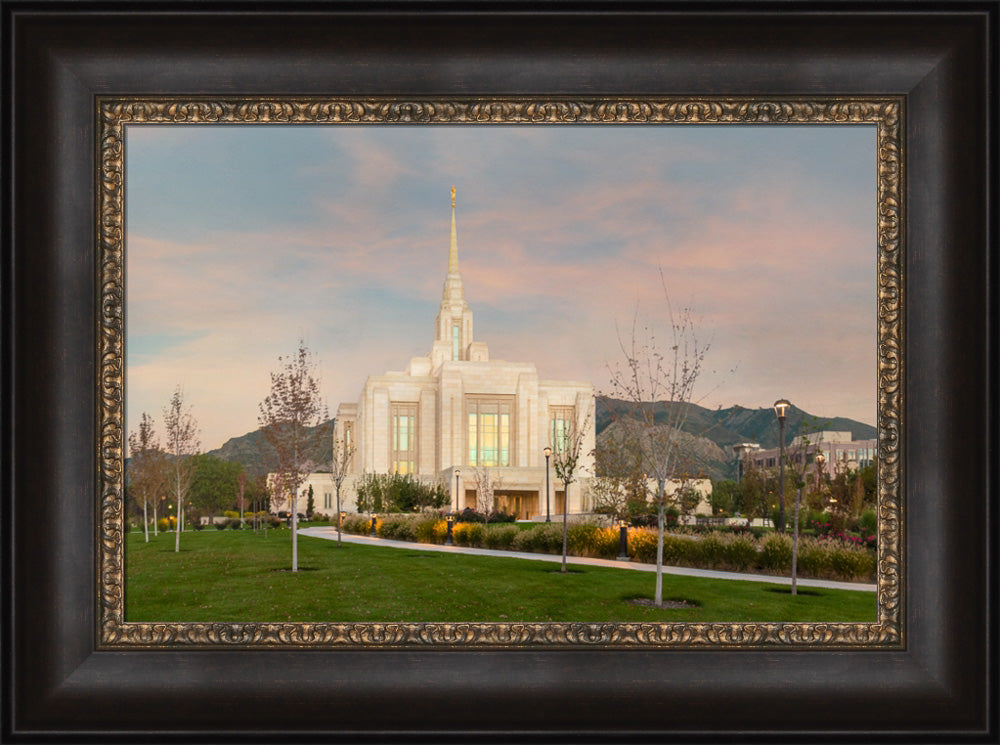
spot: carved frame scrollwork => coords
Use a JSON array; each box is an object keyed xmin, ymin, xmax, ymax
[{"xmin": 97, "ymin": 97, "xmax": 903, "ymax": 648}]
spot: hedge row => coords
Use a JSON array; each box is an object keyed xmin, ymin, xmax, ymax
[{"xmin": 339, "ymin": 514, "xmax": 876, "ymax": 583}]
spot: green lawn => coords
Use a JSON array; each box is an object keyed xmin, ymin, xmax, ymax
[{"xmin": 125, "ymin": 529, "xmax": 876, "ymax": 623}]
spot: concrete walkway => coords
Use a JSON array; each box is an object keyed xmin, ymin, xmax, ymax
[{"xmin": 298, "ymin": 526, "xmax": 876, "ymax": 593}]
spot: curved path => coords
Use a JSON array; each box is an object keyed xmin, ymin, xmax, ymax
[{"xmin": 299, "ymin": 526, "xmax": 876, "ymax": 593}]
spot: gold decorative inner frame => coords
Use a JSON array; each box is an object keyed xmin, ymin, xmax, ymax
[{"xmin": 98, "ymin": 97, "xmax": 903, "ymax": 648}]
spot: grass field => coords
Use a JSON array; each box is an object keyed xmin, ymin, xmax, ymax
[{"xmin": 125, "ymin": 529, "xmax": 876, "ymax": 623}]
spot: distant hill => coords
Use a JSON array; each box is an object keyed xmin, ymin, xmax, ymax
[
  {"xmin": 595, "ymin": 396, "xmax": 875, "ymax": 480},
  {"xmin": 205, "ymin": 420, "xmax": 334, "ymax": 478},
  {"xmin": 205, "ymin": 400, "xmax": 875, "ymax": 482}
]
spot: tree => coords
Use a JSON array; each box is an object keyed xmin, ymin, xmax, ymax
[
  {"xmin": 306, "ymin": 484, "xmax": 315, "ymax": 517},
  {"xmin": 236, "ymin": 471, "xmax": 247, "ymax": 520},
  {"xmin": 551, "ymin": 411, "xmax": 592, "ymax": 573},
  {"xmin": 258, "ymin": 340, "xmax": 329, "ymax": 572},
  {"xmin": 127, "ymin": 412, "xmax": 168, "ymax": 543},
  {"xmin": 592, "ymin": 423, "xmax": 649, "ymax": 525},
  {"xmin": 472, "ymin": 467, "xmax": 502, "ymax": 525},
  {"xmin": 330, "ymin": 435, "xmax": 355, "ymax": 547},
  {"xmin": 189, "ymin": 454, "xmax": 243, "ymax": 519},
  {"xmin": 606, "ymin": 280, "xmax": 710, "ymax": 607},
  {"xmin": 163, "ymin": 386, "xmax": 200, "ymax": 552}
]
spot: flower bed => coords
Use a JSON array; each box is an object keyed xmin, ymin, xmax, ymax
[{"xmin": 337, "ymin": 513, "xmax": 876, "ymax": 583}]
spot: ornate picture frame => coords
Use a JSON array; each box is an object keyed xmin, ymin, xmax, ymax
[
  {"xmin": 6, "ymin": 3, "xmax": 993, "ymax": 741},
  {"xmin": 99, "ymin": 96, "xmax": 902, "ymax": 649}
]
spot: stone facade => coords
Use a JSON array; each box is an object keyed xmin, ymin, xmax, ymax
[{"xmin": 328, "ymin": 189, "xmax": 596, "ymax": 520}]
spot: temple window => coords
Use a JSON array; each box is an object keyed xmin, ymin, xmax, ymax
[
  {"xmin": 549, "ymin": 406, "xmax": 576, "ymax": 454},
  {"xmin": 390, "ymin": 403, "xmax": 418, "ymax": 475},
  {"xmin": 467, "ymin": 397, "xmax": 512, "ymax": 467}
]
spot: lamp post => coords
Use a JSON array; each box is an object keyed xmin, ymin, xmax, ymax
[
  {"xmin": 773, "ymin": 398, "xmax": 791, "ymax": 532},
  {"xmin": 370, "ymin": 513, "xmax": 378, "ymax": 537},
  {"xmin": 454, "ymin": 468, "xmax": 461, "ymax": 513},
  {"xmin": 445, "ymin": 513, "xmax": 455, "ymax": 546},
  {"xmin": 617, "ymin": 518, "xmax": 629, "ymax": 561},
  {"xmin": 543, "ymin": 446, "xmax": 552, "ymax": 522}
]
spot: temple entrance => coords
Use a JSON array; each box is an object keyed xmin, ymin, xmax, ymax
[{"xmin": 494, "ymin": 491, "xmax": 539, "ymax": 520}]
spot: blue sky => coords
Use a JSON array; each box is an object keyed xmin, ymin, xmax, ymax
[{"xmin": 125, "ymin": 123, "xmax": 877, "ymax": 452}]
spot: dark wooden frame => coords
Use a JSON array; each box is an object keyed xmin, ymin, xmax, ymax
[{"xmin": 4, "ymin": 2, "xmax": 995, "ymax": 741}]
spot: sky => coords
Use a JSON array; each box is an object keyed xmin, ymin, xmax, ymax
[{"xmin": 125, "ymin": 123, "xmax": 877, "ymax": 452}]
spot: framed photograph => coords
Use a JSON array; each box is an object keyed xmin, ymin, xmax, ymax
[{"xmin": 5, "ymin": 2, "xmax": 994, "ymax": 741}]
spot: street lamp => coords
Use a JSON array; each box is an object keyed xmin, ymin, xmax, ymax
[
  {"xmin": 445, "ymin": 513, "xmax": 456, "ymax": 546},
  {"xmin": 616, "ymin": 517, "xmax": 629, "ymax": 561},
  {"xmin": 370, "ymin": 513, "xmax": 378, "ymax": 537},
  {"xmin": 543, "ymin": 446, "xmax": 552, "ymax": 522},
  {"xmin": 454, "ymin": 468, "xmax": 461, "ymax": 512},
  {"xmin": 773, "ymin": 398, "xmax": 791, "ymax": 532}
]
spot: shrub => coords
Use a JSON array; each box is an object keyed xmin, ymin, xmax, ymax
[
  {"xmin": 830, "ymin": 543, "xmax": 877, "ymax": 581},
  {"xmin": 215, "ymin": 521, "xmax": 227, "ymax": 530},
  {"xmin": 483, "ymin": 524, "xmax": 519, "ymax": 550},
  {"xmin": 228, "ymin": 518, "xmax": 242, "ymax": 530},
  {"xmin": 759, "ymin": 533, "xmax": 793, "ymax": 572},
  {"xmin": 454, "ymin": 522, "xmax": 485, "ymax": 547},
  {"xmin": 157, "ymin": 518, "xmax": 170, "ymax": 532},
  {"xmin": 567, "ymin": 522, "xmax": 602, "ymax": 557},
  {"xmin": 593, "ymin": 527, "xmax": 622, "ymax": 560},
  {"xmin": 223, "ymin": 510, "xmax": 240, "ymax": 519},
  {"xmin": 628, "ymin": 529, "xmax": 659, "ymax": 564},
  {"xmin": 723, "ymin": 535, "xmax": 759, "ymax": 571},
  {"xmin": 698, "ymin": 534, "xmax": 726, "ymax": 569},
  {"xmin": 859, "ymin": 509, "xmax": 878, "ymax": 536},
  {"xmin": 513, "ymin": 523, "xmax": 562, "ymax": 554},
  {"xmin": 795, "ymin": 537, "xmax": 832, "ymax": 577},
  {"xmin": 378, "ymin": 515, "xmax": 418, "ymax": 542},
  {"xmin": 342, "ymin": 514, "xmax": 371, "ymax": 535},
  {"xmin": 415, "ymin": 516, "xmax": 446, "ymax": 544}
]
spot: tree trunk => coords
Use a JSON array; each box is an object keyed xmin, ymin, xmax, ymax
[
  {"xmin": 143, "ymin": 499, "xmax": 149, "ymax": 543},
  {"xmin": 153, "ymin": 501, "xmax": 159, "ymax": 537},
  {"xmin": 655, "ymin": 481, "xmax": 665, "ymax": 607},
  {"xmin": 291, "ymin": 490, "xmax": 298, "ymax": 572},
  {"xmin": 560, "ymin": 480, "xmax": 569, "ymax": 573},
  {"xmin": 175, "ymin": 487, "xmax": 181, "ymax": 552},
  {"xmin": 336, "ymin": 485, "xmax": 342, "ymax": 547},
  {"xmin": 791, "ymin": 486, "xmax": 802, "ymax": 595}
]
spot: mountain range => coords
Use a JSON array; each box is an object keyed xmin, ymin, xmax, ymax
[{"xmin": 205, "ymin": 397, "xmax": 876, "ymax": 482}]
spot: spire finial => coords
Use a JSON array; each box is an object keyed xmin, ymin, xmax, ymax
[{"xmin": 448, "ymin": 187, "xmax": 459, "ymax": 276}]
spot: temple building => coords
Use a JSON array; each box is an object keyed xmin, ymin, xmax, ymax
[{"xmin": 330, "ymin": 189, "xmax": 596, "ymax": 519}]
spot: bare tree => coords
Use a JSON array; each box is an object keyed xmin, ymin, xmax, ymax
[
  {"xmin": 606, "ymin": 279, "xmax": 710, "ymax": 607},
  {"xmin": 330, "ymin": 433, "xmax": 355, "ymax": 547},
  {"xmin": 127, "ymin": 411, "xmax": 167, "ymax": 543},
  {"xmin": 591, "ymin": 423, "xmax": 648, "ymax": 525},
  {"xmin": 472, "ymin": 467, "xmax": 502, "ymax": 525},
  {"xmin": 258, "ymin": 340, "xmax": 328, "ymax": 572},
  {"xmin": 551, "ymin": 411, "xmax": 592, "ymax": 573},
  {"xmin": 162, "ymin": 386, "xmax": 200, "ymax": 553},
  {"xmin": 236, "ymin": 470, "xmax": 247, "ymax": 522}
]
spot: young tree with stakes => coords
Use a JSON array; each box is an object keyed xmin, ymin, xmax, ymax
[
  {"xmin": 472, "ymin": 467, "xmax": 502, "ymax": 525},
  {"xmin": 127, "ymin": 411, "xmax": 167, "ymax": 543},
  {"xmin": 606, "ymin": 277, "xmax": 710, "ymax": 607},
  {"xmin": 163, "ymin": 387, "xmax": 200, "ymax": 553},
  {"xmin": 782, "ymin": 426, "xmax": 825, "ymax": 595},
  {"xmin": 258, "ymin": 341, "xmax": 328, "ymax": 572},
  {"xmin": 330, "ymin": 434, "xmax": 355, "ymax": 547},
  {"xmin": 551, "ymin": 412, "xmax": 592, "ymax": 574}
]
